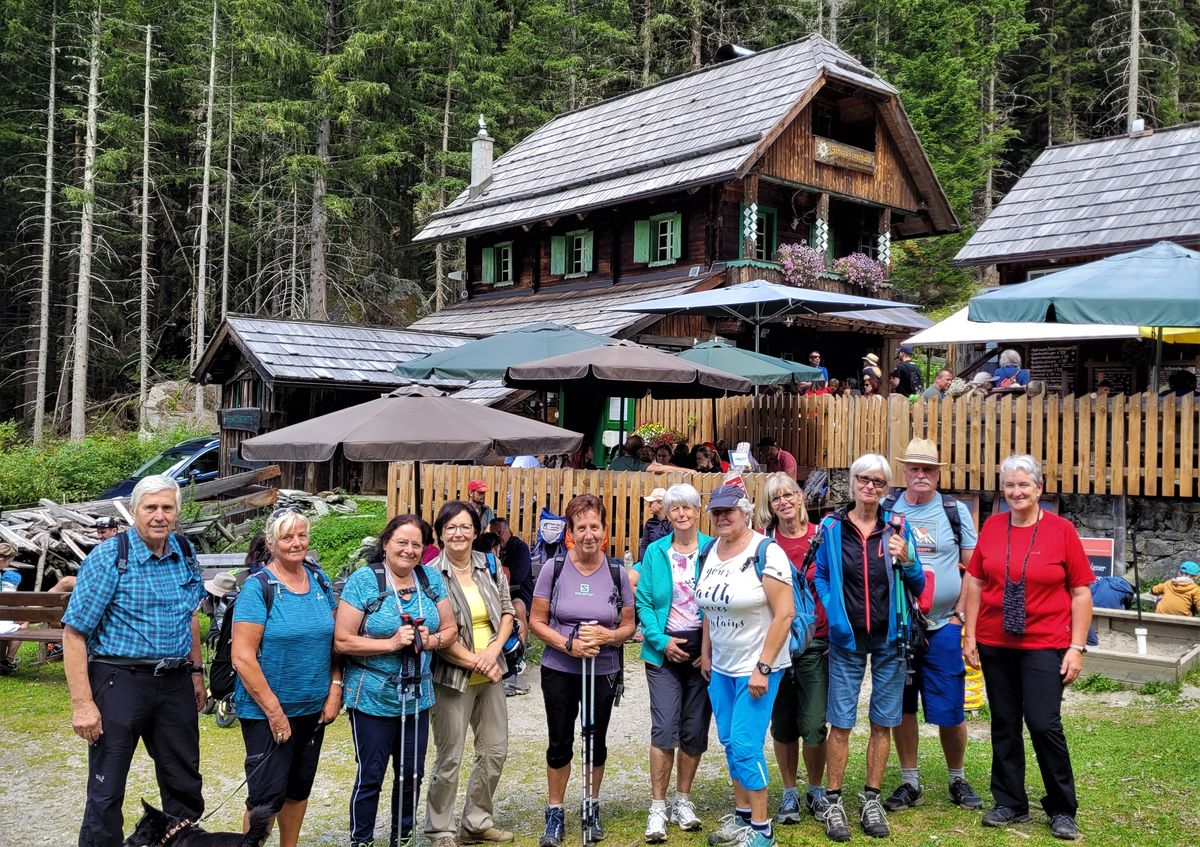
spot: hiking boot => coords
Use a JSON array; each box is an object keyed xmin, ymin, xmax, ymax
[
  {"xmin": 821, "ymin": 797, "xmax": 851, "ymax": 843},
  {"xmin": 672, "ymin": 795, "xmax": 702, "ymax": 831},
  {"xmin": 583, "ymin": 800, "xmax": 605, "ymax": 843},
  {"xmin": 734, "ymin": 828, "xmax": 775, "ymax": 847},
  {"xmin": 775, "ymin": 789, "xmax": 801, "ymax": 825},
  {"xmin": 707, "ymin": 814, "xmax": 748, "ymax": 847},
  {"xmin": 948, "ymin": 777, "xmax": 984, "ymax": 810},
  {"xmin": 882, "ymin": 782, "xmax": 923, "ymax": 812},
  {"xmin": 982, "ymin": 806, "xmax": 1031, "ymax": 828},
  {"xmin": 458, "ymin": 828, "xmax": 513, "ymax": 844},
  {"xmin": 807, "ymin": 790, "xmax": 830, "ymax": 822},
  {"xmin": 1050, "ymin": 814, "xmax": 1082, "ymax": 841},
  {"xmin": 540, "ymin": 806, "xmax": 565, "ymax": 847},
  {"xmin": 502, "ymin": 679, "xmax": 529, "ymax": 697},
  {"xmin": 645, "ymin": 804, "xmax": 668, "ymax": 843},
  {"xmin": 0, "ymin": 658, "xmax": 17, "ymax": 676},
  {"xmin": 858, "ymin": 792, "xmax": 890, "ymax": 838},
  {"xmin": 351, "ymin": 842, "xmax": 375, "ymax": 847},
  {"xmin": 429, "ymin": 836, "xmax": 456, "ymax": 847}
]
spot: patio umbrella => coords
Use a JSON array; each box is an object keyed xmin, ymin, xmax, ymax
[
  {"xmin": 606, "ymin": 278, "xmax": 917, "ymax": 352},
  {"xmin": 393, "ymin": 321, "xmax": 612, "ymax": 380},
  {"xmin": 676, "ymin": 339, "xmax": 825, "ymax": 385}
]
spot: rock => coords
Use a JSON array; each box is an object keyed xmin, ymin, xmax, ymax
[{"xmin": 143, "ymin": 379, "xmax": 219, "ymax": 432}]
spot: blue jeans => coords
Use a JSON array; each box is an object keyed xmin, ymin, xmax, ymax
[
  {"xmin": 708, "ymin": 669, "xmax": 784, "ymax": 791},
  {"xmin": 827, "ymin": 636, "xmax": 905, "ymax": 729}
]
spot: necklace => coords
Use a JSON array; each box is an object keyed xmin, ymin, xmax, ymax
[
  {"xmin": 269, "ymin": 564, "xmax": 307, "ymax": 594},
  {"xmin": 450, "ymin": 558, "xmax": 473, "ymax": 574}
]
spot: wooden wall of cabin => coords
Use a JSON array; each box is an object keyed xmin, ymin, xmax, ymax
[{"xmin": 756, "ymin": 98, "xmax": 922, "ymax": 214}]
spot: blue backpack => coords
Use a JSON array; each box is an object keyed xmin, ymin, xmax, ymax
[{"xmin": 700, "ymin": 536, "xmax": 818, "ymax": 659}]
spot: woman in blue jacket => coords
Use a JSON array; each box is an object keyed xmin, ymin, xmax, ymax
[
  {"xmin": 813, "ymin": 454, "xmax": 924, "ymax": 843},
  {"xmin": 634, "ymin": 483, "xmax": 713, "ymax": 843}
]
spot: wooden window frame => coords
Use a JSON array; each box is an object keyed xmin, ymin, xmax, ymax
[
  {"xmin": 566, "ymin": 229, "xmax": 592, "ymax": 278},
  {"xmin": 494, "ymin": 241, "xmax": 514, "ymax": 286},
  {"xmin": 649, "ymin": 212, "xmax": 680, "ymax": 267}
]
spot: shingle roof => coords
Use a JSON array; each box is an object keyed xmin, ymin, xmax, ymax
[
  {"xmin": 955, "ymin": 123, "xmax": 1200, "ymax": 266},
  {"xmin": 194, "ymin": 315, "xmax": 471, "ymax": 388},
  {"xmin": 415, "ymin": 36, "xmax": 954, "ymax": 243}
]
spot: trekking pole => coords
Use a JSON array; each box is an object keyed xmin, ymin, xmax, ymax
[
  {"xmin": 397, "ymin": 614, "xmax": 425, "ymax": 846},
  {"xmin": 580, "ymin": 620, "xmax": 598, "ymax": 847}
]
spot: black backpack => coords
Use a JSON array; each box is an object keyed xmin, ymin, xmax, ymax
[
  {"xmin": 880, "ymin": 491, "xmax": 963, "ymax": 550},
  {"xmin": 548, "ymin": 549, "xmax": 626, "ymax": 704},
  {"xmin": 208, "ymin": 559, "xmax": 334, "ymax": 699},
  {"xmin": 114, "ymin": 529, "xmax": 198, "ymax": 574}
]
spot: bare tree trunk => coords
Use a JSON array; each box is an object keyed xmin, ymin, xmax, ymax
[
  {"xmin": 309, "ymin": 0, "xmax": 334, "ymax": 321},
  {"xmin": 690, "ymin": 0, "xmax": 702, "ymax": 70},
  {"xmin": 828, "ymin": 0, "xmax": 840, "ymax": 44},
  {"xmin": 139, "ymin": 24, "xmax": 152, "ymax": 431},
  {"xmin": 290, "ymin": 183, "xmax": 300, "ymax": 317},
  {"xmin": 194, "ymin": 0, "xmax": 218, "ymax": 417},
  {"xmin": 434, "ymin": 65, "xmax": 452, "ymax": 311},
  {"xmin": 1127, "ymin": 0, "xmax": 1140, "ymax": 131},
  {"xmin": 641, "ymin": 0, "xmax": 653, "ymax": 85},
  {"xmin": 70, "ymin": 4, "xmax": 101, "ymax": 442},
  {"xmin": 568, "ymin": 0, "xmax": 577, "ymax": 109},
  {"xmin": 33, "ymin": 5, "xmax": 58, "ymax": 443},
  {"xmin": 254, "ymin": 135, "xmax": 265, "ymax": 312},
  {"xmin": 220, "ymin": 54, "xmax": 233, "ymax": 319}
]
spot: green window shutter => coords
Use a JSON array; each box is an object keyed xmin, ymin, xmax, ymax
[
  {"xmin": 582, "ymin": 230, "xmax": 594, "ymax": 272},
  {"xmin": 671, "ymin": 212, "xmax": 683, "ymax": 260},
  {"xmin": 633, "ymin": 220, "xmax": 650, "ymax": 263},
  {"xmin": 550, "ymin": 235, "xmax": 566, "ymax": 275},
  {"xmin": 481, "ymin": 247, "xmax": 495, "ymax": 284}
]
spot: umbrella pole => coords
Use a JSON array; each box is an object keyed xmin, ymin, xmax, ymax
[
  {"xmin": 1131, "ymin": 524, "xmax": 1143, "ymax": 624},
  {"xmin": 1152, "ymin": 327, "xmax": 1164, "ymax": 394},
  {"xmin": 711, "ymin": 396, "xmax": 717, "ymax": 444},
  {"xmin": 413, "ymin": 460, "xmax": 423, "ymax": 518}
]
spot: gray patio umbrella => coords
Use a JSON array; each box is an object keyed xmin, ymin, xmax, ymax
[
  {"xmin": 606, "ymin": 278, "xmax": 917, "ymax": 352},
  {"xmin": 393, "ymin": 321, "xmax": 612, "ymax": 380}
]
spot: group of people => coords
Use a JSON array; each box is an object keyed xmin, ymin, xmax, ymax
[{"xmin": 63, "ymin": 436, "xmax": 1097, "ymax": 846}]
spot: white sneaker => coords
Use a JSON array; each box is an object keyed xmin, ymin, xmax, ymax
[
  {"xmin": 672, "ymin": 796, "xmax": 702, "ymax": 831},
  {"xmin": 645, "ymin": 804, "xmax": 669, "ymax": 843}
]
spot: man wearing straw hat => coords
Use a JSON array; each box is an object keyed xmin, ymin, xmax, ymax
[{"xmin": 880, "ymin": 439, "xmax": 983, "ymax": 815}]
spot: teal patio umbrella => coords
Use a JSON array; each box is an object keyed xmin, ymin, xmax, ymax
[
  {"xmin": 393, "ymin": 321, "xmax": 612, "ymax": 380},
  {"xmin": 676, "ymin": 339, "xmax": 825, "ymax": 386}
]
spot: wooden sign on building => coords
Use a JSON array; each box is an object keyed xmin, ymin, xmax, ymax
[{"xmin": 814, "ymin": 136, "xmax": 877, "ymax": 174}]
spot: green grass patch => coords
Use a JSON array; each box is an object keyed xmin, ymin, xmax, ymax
[
  {"xmin": 307, "ymin": 498, "xmax": 388, "ymax": 576},
  {"xmin": 1139, "ymin": 679, "xmax": 1182, "ymax": 703},
  {"xmin": 1076, "ymin": 673, "xmax": 1128, "ymax": 694}
]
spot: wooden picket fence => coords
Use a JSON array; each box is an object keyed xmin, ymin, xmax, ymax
[
  {"xmin": 636, "ymin": 393, "xmax": 1200, "ymax": 496},
  {"xmin": 387, "ymin": 463, "xmax": 771, "ymax": 560}
]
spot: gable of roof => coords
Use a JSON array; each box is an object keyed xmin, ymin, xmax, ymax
[
  {"xmin": 955, "ymin": 123, "xmax": 1200, "ymax": 266},
  {"xmin": 415, "ymin": 35, "xmax": 955, "ymax": 243},
  {"xmin": 193, "ymin": 315, "xmax": 471, "ymax": 388}
]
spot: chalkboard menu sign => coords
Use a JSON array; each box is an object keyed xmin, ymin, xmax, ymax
[
  {"xmin": 1089, "ymin": 364, "xmax": 1135, "ymax": 395},
  {"xmin": 1028, "ymin": 345, "xmax": 1077, "ymax": 392}
]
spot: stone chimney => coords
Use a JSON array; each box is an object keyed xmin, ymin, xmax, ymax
[{"xmin": 470, "ymin": 116, "xmax": 494, "ymax": 199}]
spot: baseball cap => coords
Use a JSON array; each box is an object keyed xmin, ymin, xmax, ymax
[
  {"xmin": 643, "ymin": 487, "xmax": 666, "ymax": 503},
  {"xmin": 756, "ymin": 436, "xmax": 778, "ymax": 448},
  {"xmin": 1181, "ymin": 561, "xmax": 1200, "ymax": 576},
  {"xmin": 898, "ymin": 344, "xmax": 914, "ymax": 356},
  {"xmin": 707, "ymin": 484, "xmax": 747, "ymax": 511},
  {"xmin": 467, "ymin": 480, "xmax": 487, "ymax": 493},
  {"xmin": 1, "ymin": 571, "xmax": 21, "ymax": 587}
]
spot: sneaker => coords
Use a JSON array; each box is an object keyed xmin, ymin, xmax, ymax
[
  {"xmin": 882, "ymin": 782, "xmax": 924, "ymax": 812},
  {"xmin": 502, "ymin": 679, "xmax": 529, "ymax": 697},
  {"xmin": 1050, "ymin": 814, "xmax": 1082, "ymax": 841},
  {"xmin": 540, "ymin": 806, "xmax": 565, "ymax": 847},
  {"xmin": 734, "ymin": 828, "xmax": 775, "ymax": 847},
  {"xmin": 0, "ymin": 659, "xmax": 15, "ymax": 676},
  {"xmin": 982, "ymin": 806, "xmax": 1032, "ymax": 828},
  {"xmin": 645, "ymin": 804, "xmax": 668, "ymax": 843},
  {"xmin": 672, "ymin": 795, "xmax": 702, "ymax": 831},
  {"xmin": 822, "ymin": 797, "xmax": 852, "ymax": 843},
  {"xmin": 948, "ymin": 777, "xmax": 984, "ymax": 810},
  {"xmin": 858, "ymin": 792, "xmax": 890, "ymax": 838},
  {"xmin": 776, "ymin": 789, "xmax": 802, "ymax": 825},
  {"xmin": 583, "ymin": 800, "xmax": 605, "ymax": 843},
  {"xmin": 807, "ymin": 791, "xmax": 830, "ymax": 823},
  {"xmin": 707, "ymin": 814, "xmax": 748, "ymax": 847},
  {"xmin": 458, "ymin": 828, "xmax": 514, "ymax": 844},
  {"xmin": 352, "ymin": 842, "xmax": 375, "ymax": 847}
]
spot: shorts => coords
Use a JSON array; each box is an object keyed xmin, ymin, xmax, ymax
[
  {"xmin": 240, "ymin": 712, "xmax": 326, "ymax": 812},
  {"xmin": 902, "ymin": 623, "xmax": 966, "ymax": 726},
  {"xmin": 646, "ymin": 660, "xmax": 712, "ymax": 754},
  {"xmin": 769, "ymin": 637, "xmax": 829, "ymax": 747},
  {"xmin": 827, "ymin": 636, "xmax": 905, "ymax": 729}
]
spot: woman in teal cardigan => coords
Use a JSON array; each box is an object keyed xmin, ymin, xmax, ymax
[{"xmin": 634, "ymin": 483, "xmax": 714, "ymax": 843}]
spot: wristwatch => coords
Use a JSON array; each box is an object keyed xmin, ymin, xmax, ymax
[
  {"xmin": 189, "ymin": 665, "xmax": 204, "ymax": 676},
  {"xmin": 1069, "ymin": 643, "xmax": 1088, "ymax": 655},
  {"xmin": 755, "ymin": 661, "xmax": 772, "ymax": 675}
]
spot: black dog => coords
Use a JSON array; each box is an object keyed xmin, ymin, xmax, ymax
[{"xmin": 122, "ymin": 800, "xmax": 273, "ymax": 847}]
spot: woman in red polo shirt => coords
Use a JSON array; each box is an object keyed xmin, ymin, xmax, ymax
[{"xmin": 963, "ymin": 454, "xmax": 1093, "ymax": 842}]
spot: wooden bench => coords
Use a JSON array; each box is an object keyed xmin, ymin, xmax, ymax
[{"xmin": 0, "ymin": 591, "xmax": 69, "ymax": 645}]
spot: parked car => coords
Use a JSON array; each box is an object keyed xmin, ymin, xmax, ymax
[{"xmin": 98, "ymin": 435, "xmax": 221, "ymax": 498}]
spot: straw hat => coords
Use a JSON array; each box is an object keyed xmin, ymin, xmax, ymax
[
  {"xmin": 894, "ymin": 437, "xmax": 946, "ymax": 467},
  {"xmin": 204, "ymin": 571, "xmax": 240, "ymax": 598}
]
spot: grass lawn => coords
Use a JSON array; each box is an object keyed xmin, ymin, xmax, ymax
[{"xmin": 2, "ymin": 645, "xmax": 1197, "ymax": 847}]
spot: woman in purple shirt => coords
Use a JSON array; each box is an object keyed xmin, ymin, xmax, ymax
[{"xmin": 530, "ymin": 494, "xmax": 636, "ymax": 847}]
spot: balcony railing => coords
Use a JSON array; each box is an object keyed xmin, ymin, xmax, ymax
[{"xmin": 724, "ymin": 259, "xmax": 893, "ymax": 299}]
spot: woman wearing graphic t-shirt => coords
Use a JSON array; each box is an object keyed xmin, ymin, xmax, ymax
[
  {"xmin": 964, "ymin": 455, "xmax": 1093, "ymax": 841},
  {"xmin": 634, "ymin": 484, "xmax": 714, "ymax": 842},
  {"xmin": 696, "ymin": 484, "xmax": 794, "ymax": 847},
  {"xmin": 530, "ymin": 494, "xmax": 636, "ymax": 847}
]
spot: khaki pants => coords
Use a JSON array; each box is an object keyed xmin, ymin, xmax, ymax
[{"xmin": 424, "ymin": 679, "xmax": 509, "ymax": 838}]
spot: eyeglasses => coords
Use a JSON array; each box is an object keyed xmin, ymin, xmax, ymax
[
  {"xmin": 443, "ymin": 524, "xmax": 475, "ymax": 536},
  {"xmin": 388, "ymin": 539, "xmax": 425, "ymax": 551},
  {"xmin": 809, "ymin": 355, "xmax": 821, "ymax": 360},
  {"xmin": 854, "ymin": 474, "xmax": 889, "ymax": 490},
  {"xmin": 770, "ymin": 491, "xmax": 800, "ymax": 504}
]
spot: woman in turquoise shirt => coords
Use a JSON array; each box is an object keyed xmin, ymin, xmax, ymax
[
  {"xmin": 335, "ymin": 514, "xmax": 458, "ymax": 847},
  {"xmin": 231, "ymin": 509, "xmax": 341, "ymax": 847},
  {"xmin": 634, "ymin": 483, "xmax": 713, "ymax": 843}
]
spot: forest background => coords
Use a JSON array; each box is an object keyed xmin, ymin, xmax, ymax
[{"xmin": 2, "ymin": 0, "xmax": 1199, "ymax": 438}]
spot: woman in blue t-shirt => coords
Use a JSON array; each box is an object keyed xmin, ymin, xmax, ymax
[
  {"xmin": 334, "ymin": 514, "xmax": 458, "ymax": 847},
  {"xmin": 231, "ymin": 510, "xmax": 341, "ymax": 847}
]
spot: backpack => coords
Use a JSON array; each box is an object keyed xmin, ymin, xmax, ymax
[
  {"xmin": 548, "ymin": 549, "xmax": 626, "ymax": 704},
  {"xmin": 699, "ymin": 535, "xmax": 818, "ymax": 659},
  {"xmin": 532, "ymin": 506, "xmax": 568, "ymax": 563},
  {"xmin": 208, "ymin": 559, "xmax": 334, "ymax": 699},
  {"xmin": 357, "ymin": 561, "xmax": 438, "ymax": 627},
  {"xmin": 485, "ymin": 553, "xmax": 525, "ymax": 678},
  {"xmin": 881, "ymin": 491, "xmax": 963, "ymax": 551},
  {"xmin": 114, "ymin": 529, "xmax": 198, "ymax": 574}
]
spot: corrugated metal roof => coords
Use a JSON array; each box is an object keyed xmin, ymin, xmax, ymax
[
  {"xmin": 415, "ymin": 36, "xmax": 903, "ymax": 243},
  {"xmin": 956, "ymin": 123, "xmax": 1200, "ymax": 265}
]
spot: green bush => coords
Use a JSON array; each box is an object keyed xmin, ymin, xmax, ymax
[{"xmin": 0, "ymin": 424, "xmax": 209, "ymax": 509}]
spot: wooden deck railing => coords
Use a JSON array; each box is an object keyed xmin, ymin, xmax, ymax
[
  {"xmin": 387, "ymin": 464, "xmax": 771, "ymax": 560},
  {"xmin": 636, "ymin": 393, "xmax": 1200, "ymax": 496}
]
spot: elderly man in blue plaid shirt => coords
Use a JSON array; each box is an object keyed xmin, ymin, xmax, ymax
[{"xmin": 63, "ymin": 474, "xmax": 207, "ymax": 847}]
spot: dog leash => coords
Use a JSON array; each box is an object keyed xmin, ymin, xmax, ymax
[{"xmin": 198, "ymin": 738, "xmax": 281, "ymax": 823}]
